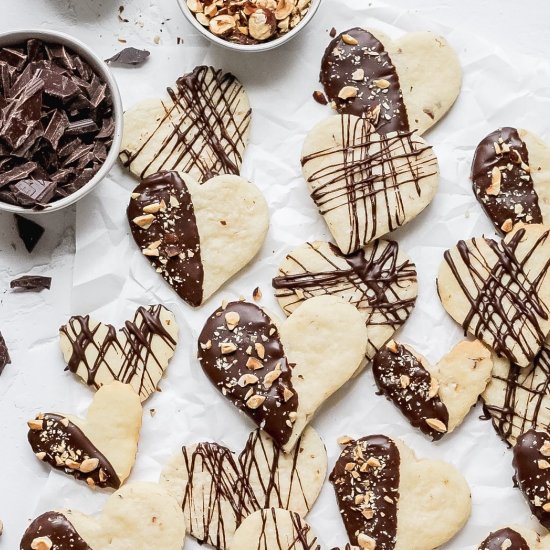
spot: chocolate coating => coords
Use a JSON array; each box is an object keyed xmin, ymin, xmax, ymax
[
  {"xmin": 472, "ymin": 127, "xmax": 542, "ymax": 232},
  {"xmin": 513, "ymin": 429, "xmax": 550, "ymax": 529},
  {"xmin": 127, "ymin": 171, "xmax": 204, "ymax": 307},
  {"xmin": 321, "ymin": 28, "xmax": 408, "ymax": 132},
  {"xmin": 28, "ymin": 413, "xmax": 120, "ymax": 489},
  {"xmin": 198, "ymin": 301, "xmax": 298, "ymax": 447},
  {"xmin": 20, "ymin": 511, "xmax": 91, "ymax": 550},
  {"xmin": 478, "ymin": 527, "xmax": 530, "ymax": 550},
  {"xmin": 372, "ymin": 344, "xmax": 449, "ymax": 440},
  {"xmin": 330, "ymin": 435, "xmax": 400, "ymax": 549}
]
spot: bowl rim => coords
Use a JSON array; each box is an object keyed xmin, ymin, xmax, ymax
[
  {"xmin": 0, "ymin": 28, "xmax": 123, "ymax": 215},
  {"xmin": 177, "ymin": 0, "xmax": 322, "ymax": 53}
]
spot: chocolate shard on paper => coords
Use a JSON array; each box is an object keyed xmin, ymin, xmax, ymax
[
  {"xmin": 14, "ymin": 214, "xmax": 44, "ymax": 252},
  {"xmin": 0, "ymin": 332, "xmax": 11, "ymax": 375},
  {"xmin": 10, "ymin": 275, "xmax": 51, "ymax": 291},
  {"xmin": 105, "ymin": 47, "xmax": 150, "ymax": 66}
]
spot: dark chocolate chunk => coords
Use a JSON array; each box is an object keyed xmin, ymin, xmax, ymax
[
  {"xmin": 12, "ymin": 179, "xmax": 56, "ymax": 206},
  {"xmin": 10, "ymin": 275, "xmax": 51, "ymax": 291},
  {"xmin": 105, "ymin": 47, "xmax": 150, "ymax": 66},
  {"xmin": 0, "ymin": 161, "xmax": 36, "ymax": 188},
  {"xmin": 14, "ymin": 214, "xmax": 44, "ymax": 252},
  {"xmin": 0, "ymin": 332, "xmax": 11, "ymax": 375}
]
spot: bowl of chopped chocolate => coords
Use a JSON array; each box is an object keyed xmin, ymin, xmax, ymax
[
  {"xmin": 179, "ymin": 0, "xmax": 321, "ymax": 52},
  {"xmin": 0, "ymin": 30, "xmax": 123, "ymax": 213}
]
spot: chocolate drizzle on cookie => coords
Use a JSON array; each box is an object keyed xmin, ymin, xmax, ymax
[
  {"xmin": 372, "ymin": 343, "xmax": 449, "ymax": 440},
  {"xmin": 20, "ymin": 511, "xmax": 92, "ymax": 550},
  {"xmin": 320, "ymin": 28, "xmax": 408, "ymax": 132},
  {"xmin": 302, "ymin": 115, "xmax": 438, "ymax": 254},
  {"xmin": 254, "ymin": 509, "xmax": 321, "ymax": 550},
  {"xmin": 478, "ymin": 527, "xmax": 530, "ymax": 550},
  {"xmin": 27, "ymin": 413, "xmax": 120, "ymax": 489},
  {"xmin": 198, "ymin": 301, "xmax": 298, "ymax": 447},
  {"xmin": 513, "ymin": 429, "xmax": 550, "ymax": 529},
  {"xmin": 472, "ymin": 127, "xmax": 542, "ymax": 233},
  {"xmin": 442, "ymin": 228, "xmax": 550, "ymax": 366},
  {"xmin": 272, "ymin": 240, "xmax": 417, "ymax": 356},
  {"xmin": 330, "ymin": 435, "xmax": 400, "ymax": 550},
  {"xmin": 120, "ymin": 66, "xmax": 251, "ymax": 182},
  {"xmin": 127, "ymin": 171, "xmax": 204, "ymax": 307}
]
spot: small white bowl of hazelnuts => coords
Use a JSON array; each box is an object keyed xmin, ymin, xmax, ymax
[{"xmin": 178, "ymin": 0, "xmax": 321, "ymax": 52}]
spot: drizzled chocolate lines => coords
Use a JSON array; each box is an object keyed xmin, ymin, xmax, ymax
[
  {"xmin": 121, "ymin": 66, "xmax": 250, "ymax": 181},
  {"xmin": 273, "ymin": 240, "xmax": 416, "ymax": 355},
  {"xmin": 302, "ymin": 116, "xmax": 437, "ymax": 253},
  {"xmin": 254, "ymin": 509, "xmax": 321, "ymax": 550},
  {"xmin": 443, "ymin": 229, "xmax": 550, "ymax": 365}
]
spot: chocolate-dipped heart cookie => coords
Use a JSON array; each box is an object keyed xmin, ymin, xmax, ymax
[
  {"xmin": 160, "ymin": 427, "xmax": 326, "ymax": 550},
  {"xmin": 302, "ymin": 115, "xmax": 439, "ymax": 254},
  {"xmin": 198, "ymin": 296, "xmax": 367, "ymax": 452},
  {"xmin": 273, "ymin": 239, "xmax": 418, "ymax": 359},
  {"xmin": 482, "ymin": 343, "xmax": 550, "ymax": 446},
  {"xmin": 128, "ymin": 171, "xmax": 268, "ymax": 307},
  {"xmin": 320, "ymin": 28, "xmax": 462, "ymax": 135},
  {"xmin": 229, "ymin": 509, "xmax": 320, "ymax": 550},
  {"xmin": 330, "ymin": 435, "xmax": 471, "ymax": 550},
  {"xmin": 478, "ymin": 527, "xmax": 549, "ymax": 549},
  {"xmin": 27, "ymin": 382, "xmax": 142, "ymax": 489},
  {"xmin": 59, "ymin": 305, "xmax": 178, "ymax": 402},
  {"xmin": 120, "ymin": 66, "xmax": 251, "ymax": 182},
  {"xmin": 472, "ymin": 128, "xmax": 550, "ymax": 234},
  {"xmin": 20, "ymin": 482, "xmax": 185, "ymax": 550},
  {"xmin": 373, "ymin": 339, "xmax": 493, "ymax": 440},
  {"xmin": 437, "ymin": 224, "xmax": 550, "ymax": 367}
]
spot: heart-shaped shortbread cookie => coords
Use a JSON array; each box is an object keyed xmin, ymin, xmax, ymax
[
  {"xmin": 120, "ymin": 66, "xmax": 251, "ymax": 182},
  {"xmin": 482, "ymin": 343, "xmax": 550, "ymax": 446},
  {"xmin": 320, "ymin": 28, "xmax": 462, "ymax": 136},
  {"xmin": 20, "ymin": 482, "xmax": 185, "ymax": 550},
  {"xmin": 330, "ymin": 435, "xmax": 471, "ymax": 550},
  {"xmin": 372, "ymin": 339, "xmax": 494, "ymax": 440},
  {"xmin": 128, "ymin": 171, "xmax": 268, "ymax": 307},
  {"xmin": 198, "ymin": 295, "xmax": 367, "ymax": 451},
  {"xmin": 478, "ymin": 526, "xmax": 550, "ymax": 549},
  {"xmin": 272, "ymin": 239, "xmax": 418, "ymax": 359},
  {"xmin": 302, "ymin": 115, "xmax": 439, "ymax": 254},
  {"xmin": 472, "ymin": 128, "xmax": 550, "ymax": 234},
  {"xmin": 160, "ymin": 427, "xmax": 326, "ymax": 550},
  {"xmin": 59, "ymin": 305, "xmax": 178, "ymax": 402},
  {"xmin": 27, "ymin": 382, "xmax": 142, "ymax": 489},
  {"xmin": 229, "ymin": 509, "xmax": 320, "ymax": 550},
  {"xmin": 437, "ymin": 224, "xmax": 550, "ymax": 367}
]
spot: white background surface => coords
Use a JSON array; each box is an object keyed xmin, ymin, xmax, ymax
[{"xmin": 2, "ymin": 0, "xmax": 550, "ymax": 548}]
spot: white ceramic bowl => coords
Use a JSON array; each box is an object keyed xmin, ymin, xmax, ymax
[
  {"xmin": 0, "ymin": 29, "xmax": 123, "ymax": 214},
  {"xmin": 178, "ymin": 0, "xmax": 322, "ymax": 53}
]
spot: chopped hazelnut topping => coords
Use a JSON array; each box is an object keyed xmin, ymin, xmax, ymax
[
  {"xmin": 35, "ymin": 452, "xmax": 46, "ymax": 461},
  {"xmin": 373, "ymin": 78, "xmax": 390, "ymax": 89},
  {"xmin": 386, "ymin": 340, "xmax": 398, "ymax": 353},
  {"xmin": 27, "ymin": 419, "xmax": 44, "ymax": 430},
  {"xmin": 400, "ymin": 374, "xmax": 410, "ymax": 388},
  {"xmin": 255, "ymin": 342, "xmax": 266, "ymax": 359},
  {"xmin": 132, "ymin": 214, "xmax": 155, "ymax": 229},
  {"xmin": 357, "ymin": 533, "xmax": 376, "ymax": 549},
  {"xmin": 426, "ymin": 418, "xmax": 447, "ymax": 433},
  {"xmin": 338, "ymin": 85, "xmax": 358, "ymax": 100},
  {"xmin": 501, "ymin": 218, "xmax": 514, "ymax": 233},
  {"xmin": 30, "ymin": 537, "xmax": 53, "ymax": 550},
  {"xmin": 246, "ymin": 357, "xmax": 264, "ymax": 370},
  {"xmin": 246, "ymin": 394, "xmax": 267, "ymax": 409},
  {"xmin": 341, "ymin": 33, "xmax": 358, "ymax": 45},
  {"xmin": 362, "ymin": 509, "xmax": 374, "ymax": 520},
  {"xmin": 80, "ymin": 458, "xmax": 100, "ymax": 473},
  {"xmin": 538, "ymin": 459, "xmax": 550, "ymax": 469},
  {"xmin": 220, "ymin": 342, "xmax": 238, "ymax": 354},
  {"xmin": 338, "ymin": 435, "xmax": 354, "ymax": 446},
  {"xmin": 225, "ymin": 311, "xmax": 240, "ymax": 330},
  {"xmin": 238, "ymin": 374, "xmax": 259, "ymax": 387},
  {"xmin": 366, "ymin": 457, "xmax": 381, "ymax": 469},
  {"xmin": 283, "ymin": 387, "xmax": 294, "ymax": 401},
  {"xmin": 253, "ymin": 287, "xmax": 262, "ymax": 301},
  {"xmin": 543, "ymin": 502, "xmax": 550, "ymax": 512},
  {"xmin": 352, "ymin": 68, "xmax": 365, "ymax": 81},
  {"xmin": 540, "ymin": 442, "xmax": 550, "ymax": 456},
  {"xmin": 200, "ymin": 340, "xmax": 212, "ymax": 350}
]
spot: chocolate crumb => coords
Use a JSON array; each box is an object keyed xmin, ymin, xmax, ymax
[
  {"xmin": 313, "ymin": 90, "xmax": 328, "ymax": 105},
  {"xmin": 329, "ymin": 27, "xmax": 337, "ymax": 38},
  {"xmin": 14, "ymin": 214, "xmax": 44, "ymax": 252},
  {"xmin": 10, "ymin": 275, "xmax": 51, "ymax": 291},
  {"xmin": 105, "ymin": 47, "xmax": 150, "ymax": 66}
]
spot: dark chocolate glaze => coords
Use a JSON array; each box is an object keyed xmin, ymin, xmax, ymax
[
  {"xmin": 272, "ymin": 240, "xmax": 417, "ymax": 356},
  {"xmin": 442, "ymin": 228, "xmax": 550, "ymax": 366},
  {"xmin": 513, "ymin": 429, "xmax": 550, "ymax": 529},
  {"xmin": 478, "ymin": 527, "xmax": 530, "ymax": 550},
  {"xmin": 198, "ymin": 301, "xmax": 298, "ymax": 447},
  {"xmin": 254, "ymin": 509, "xmax": 320, "ymax": 550},
  {"xmin": 472, "ymin": 127, "xmax": 542, "ymax": 233},
  {"xmin": 330, "ymin": 435, "xmax": 400, "ymax": 550},
  {"xmin": 181, "ymin": 429, "xmax": 315, "ymax": 549},
  {"xmin": 302, "ymin": 115, "xmax": 437, "ymax": 254},
  {"xmin": 127, "ymin": 171, "xmax": 204, "ymax": 307},
  {"xmin": 120, "ymin": 66, "xmax": 251, "ymax": 182},
  {"xmin": 60, "ymin": 304, "xmax": 177, "ymax": 401},
  {"xmin": 482, "ymin": 343, "xmax": 550, "ymax": 445},
  {"xmin": 320, "ymin": 28, "xmax": 408, "ymax": 132},
  {"xmin": 20, "ymin": 511, "xmax": 91, "ymax": 550},
  {"xmin": 27, "ymin": 413, "xmax": 120, "ymax": 489},
  {"xmin": 372, "ymin": 344, "xmax": 449, "ymax": 440}
]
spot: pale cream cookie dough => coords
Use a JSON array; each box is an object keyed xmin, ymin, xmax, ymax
[
  {"xmin": 272, "ymin": 239, "xmax": 418, "ymax": 360},
  {"xmin": 59, "ymin": 305, "xmax": 178, "ymax": 402},
  {"xmin": 160, "ymin": 427, "xmax": 327, "ymax": 550},
  {"xmin": 120, "ymin": 66, "xmax": 251, "ymax": 182},
  {"xmin": 20, "ymin": 482, "xmax": 185, "ymax": 550},
  {"xmin": 330, "ymin": 435, "xmax": 471, "ymax": 550},
  {"xmin": 128, "ymin": 171, "xmax": 269, "ymax": 307},
  {"xmin": 27, "ymin": 382, "xmax": 142, "ymax": 489},
  {"xmin": 197, "ymin": 295, "xmax": 367, "ymax": 452},
  {"xmin": 302, "ymin": 115, "xmax": 439, "ymax": 254},
  {"xmin": 372, "ymin": 339, "xmax": 494, "ymax": 440}
]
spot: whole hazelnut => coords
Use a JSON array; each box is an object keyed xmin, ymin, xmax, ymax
[
  {"xmin": 209, "ymin": 14, "xmax": 236, "ymax": 36},
  {"xmin": 248, "ymin": 8, "xmax": 277, "ymax": 41}
]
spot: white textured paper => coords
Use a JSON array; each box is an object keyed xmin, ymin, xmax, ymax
[{"xmin": 3, "ymin": 0, "xmax": 550, "ymax": 548}]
